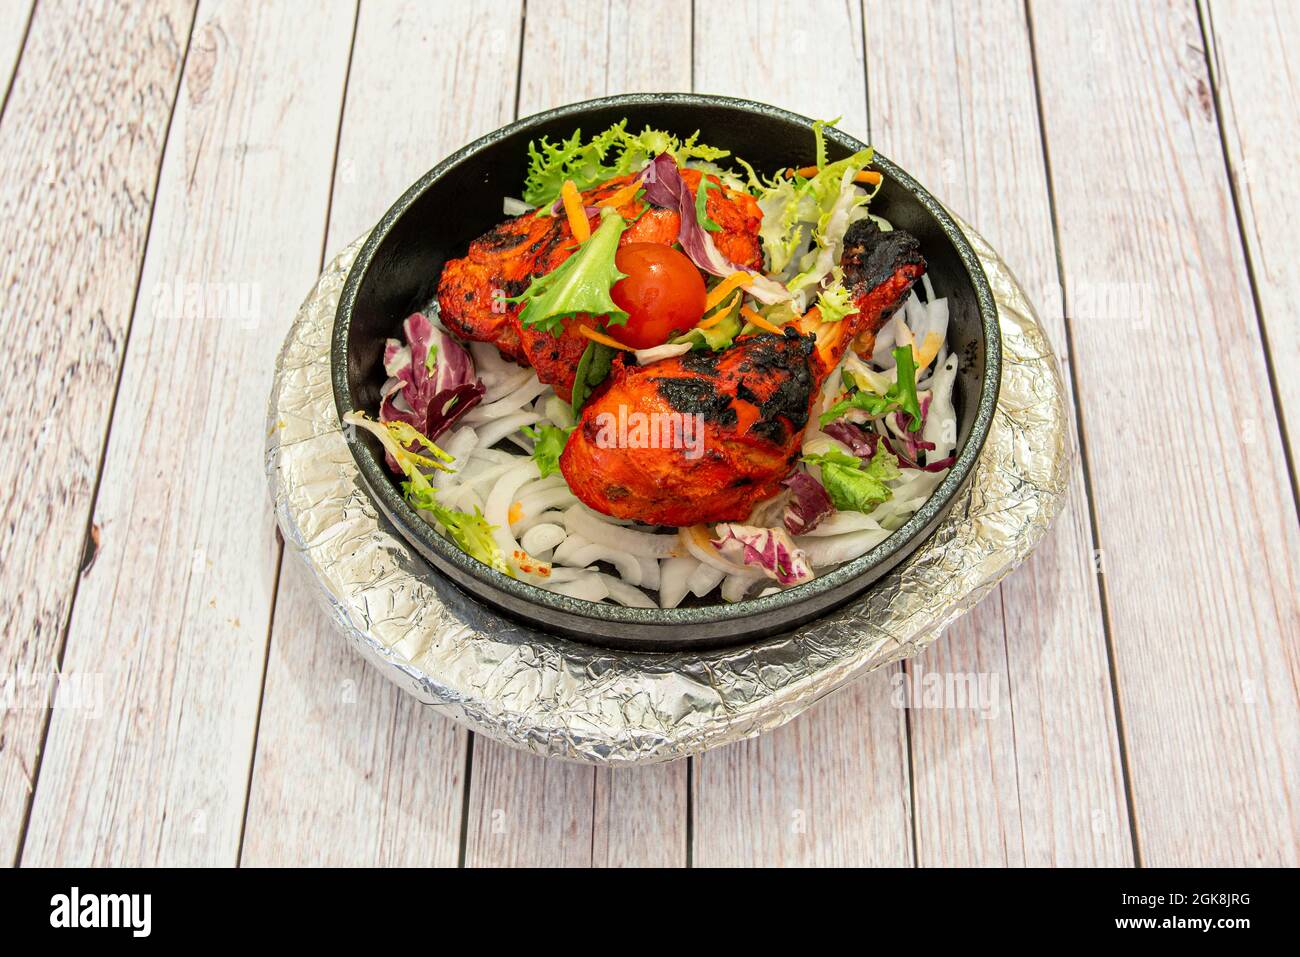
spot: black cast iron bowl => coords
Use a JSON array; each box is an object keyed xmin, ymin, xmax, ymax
[{"xmin": 333, "ymin": 93, "xmax": 1001, "ymax": 651}]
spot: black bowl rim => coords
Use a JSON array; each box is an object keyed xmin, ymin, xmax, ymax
[{"xmin": 332, "ymin": 92, "xmax": 1002, "ymax": 630}]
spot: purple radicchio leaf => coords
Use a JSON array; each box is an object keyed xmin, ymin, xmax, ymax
[
  {"xmin": 711, "ymin": 523, "xmax": 814, "ymax": 586},
  {"xmin": 823, "ymin": 420, "xmax": 880, "ymax": 458},
  {"xmin": 781, "ymin": 471, "xmax": 834, "ymax": 536},
  {"xmin": 377, "ymin": 312, "xmax": 483, "ymax": 473}
]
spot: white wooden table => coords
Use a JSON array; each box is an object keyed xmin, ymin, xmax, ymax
[{"xmin": 2, "ymin": 0, "xmax": 1296, "ymax": 868}]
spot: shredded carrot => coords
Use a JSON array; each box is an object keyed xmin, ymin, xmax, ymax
[
  {"xmin": 743, "ymin": 307, "xmax": 786, "ymax": 336},
  {"xmin": 577, "ymin": 324, "xmax": 635, "ymax": 351},
  {"xmin": 705, "ymin": 272, "xmax": 752, "ymax": 311},
  {"xmin": 596, "ymin": 180, "xmax": 642, "ymax": 208},
  {"xmin": 561, "ymin": 180, "xmax": 590, "ymax": 242},
  {"xmin": 698, "ymin": 291, "xmax": 742, "ymax": 329},
  {"xmin": 508, "ymin": 501, "xmax": 524, "ymax": 525},
  {"xmin": 785, "ymin": 166, "xmax": 882, "ymax": 186}
]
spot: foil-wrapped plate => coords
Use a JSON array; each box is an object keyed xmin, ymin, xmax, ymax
[{"xmin": 266, "ymin": 216, "xmax": 1070, "ymax": 765}]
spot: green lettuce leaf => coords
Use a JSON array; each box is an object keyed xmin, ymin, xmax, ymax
[
  {"xmin": 342, "ymin": 411, "xmax": 454, "ymax": 490},
  {"xmin": 695, "ymin": 177, "xmax": 722, "ymax": 232},
  {"xmin": 422, "ymin": 501, "xmax": 510, "ymax": 575},
  {"xmin": 522, "ymin": 423, "xmax": 573, "ymax": 478},
  {"xmin": 571, "ymin": 339, "xmax": 616, "ymax": 415},
  {"xmin": 523, "ymin": 122, "xmax": 629, "ymax": 207},
  {"xmin": 814, "ymin": 269, "xmax": 855, "ymax": 322},
  {"xmin": 750, "ymin": 118, "xmax": 875, "ymax": 288},
  {"xmin": 819, "ymin": 346, "xmax": 922, "ymax": 430},
  {"xmin": 521, "ymin": 121, "xmax": 732, "ymax": 209},
  {"xmin": 510, "ymin": 209, "xmax": 629, "ymax": 336},
  {"xmin": 672, "ymin": 308, "xmax": 741, "ymax": 351},
  {"xmin": 802, "ymin": 443, "xmax": 901, "ymax": 513}
]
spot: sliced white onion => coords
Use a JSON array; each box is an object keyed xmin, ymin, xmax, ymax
[
  {"xmin": 483, "ymin": 366, "xmax": 534, "ymax": 403},
  {"xmin": 436, "ymin": 425, "xmax": 478, "ymax": 489},
  {"xmin": 544, "ymin": 395, "xmax": 575, "ymax": 430},
  {"xmin": 545, "ymin": 565, "xmax": 598, "ymax": 583},
  {"xmin": 518, "ymin": 485, "xmax": 579, "ymax": 518},
  {"xmin": 636, "ymin": 557, "xmax": 661, "ymax": 591},
  {"xmin": 635, "ymin": 341, "xmax": 693, "ymax": 365},
  {"xmin": 542, "ymin": 575, "xmax": 608, "ymax": 603},
  {"xmin": 474, "ymin": 411, "xmax": 542, "ymax": 451},
  {"xmin": 521, "ymin": 523, "xmax": 566, "ymax": 555},
  {"xmin": 484, "ymin": 460, "xmax": 540, "ymax": 571},
  {"xmin": 470, "ymin": 447, "xmax": 519, "ymax": 464},
  {"xmin": 595, "ymin": 574, "xmax": 657, "ymax": 608},
  {"xmin": 721, "ymin": 572, "xmax": 760, "ymax": 603},
  {"xmin": 565, "ymin": 504, "xmax": 680, "ymax": 558},
  {"xmin": 688, "ymin": 562, "xmax": 726, "ymax": 598},
  {"xmin": 515, "ymin": 509, "xmax": 567, "ymax": 535},
  {"xmin": 514, "ymin": 472, "xmax": 566, "ymax": 500},
  {"xmin": 551, "ymin": 533, "xmax": 589, "ymax": 565},
  {"xmin": 465, "ymin": 375, "xmax": 551, "ymax": 422},
  {"xmin": 502, "ymin": 196, "xmax": 534, "ymax": 216},
  {"xmin": 560, "ymin": 543, "xmax": 643, "ymax": 586},
  {"xmin": 659, "ymin": 556, "xmax": 699, "ymax": 609},
  {"xmin": 469, "ymin": 341, "xmax": 517, "ymax": 383},
  {"xmin": 924, "ymin": 354, "xmax": 959, "ymax": 460},
  {"xmin": 796, "ymin": 528, "xmax": 891, "ymax": 567},
  {"xmin": 796, "ymin": 510, "xmax": 884, "ymax": 537}
]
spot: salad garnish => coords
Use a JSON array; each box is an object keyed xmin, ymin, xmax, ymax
[
  {"xmin": 819, "ymin": 345, "xmax": 922, "ymax": 430},
  {"xmin": 802, "ymin": 443, "xmax": 901, "ymax": 514},
  {"xmin": 511, "ymin": 206, "xmax": 630, "ymax": 335}
]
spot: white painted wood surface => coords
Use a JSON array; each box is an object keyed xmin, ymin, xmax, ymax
[
  {"xmin": 21, "ymin": 0, "xmax": 354, "ymax": 866},
  {"xmin": 0, "ymin": 0, "xmax": 32, "ymax": 102},
  {"xmin": 866, "ymin": 0, "xmax": 1131, "ymax": 867},
  {"xmin": 0, "ymin": 0, "xmax": 195, "ymax": 866},
  {"xmin": 1202, "ymin": 0, "xmax": 1300, "ymax": 466},
  {"xmin": 2, "ymin": 0, "xmax": 1296, "ymax": 867},
  {"xmin": 1028, "ymin": 0, "xmax": 1300, "ymax": 866}
]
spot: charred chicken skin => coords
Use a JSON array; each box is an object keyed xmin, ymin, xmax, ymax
[
  {"xmin": 560, "ymin": 218, "xmax": 926, "ymax": 526},
  {"xmin": 436, "ymin": 170, "xmax": 763, "ymax": 400}
]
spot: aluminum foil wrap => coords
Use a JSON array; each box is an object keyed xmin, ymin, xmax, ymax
[{"xmin": 267, "ymin": 218, "xmax": 1071, "ymax": 765}]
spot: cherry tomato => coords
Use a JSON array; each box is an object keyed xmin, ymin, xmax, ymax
[{"xmin": 609, "ymin": 243, "xmax": 707, "ymax": 349}]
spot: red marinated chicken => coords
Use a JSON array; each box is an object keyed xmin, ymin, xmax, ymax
[
  {"xmin": 437, "ymin": 170, "xmax": 762, "ymax": 400},
  {"xmin": 560, "ymin": 218, "xmax": 926, "ymax": 526}
]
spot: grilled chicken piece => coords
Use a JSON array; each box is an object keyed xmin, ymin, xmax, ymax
[
  {"xmin": 560, "ymin": 218, "xmax": 926, "ymax": 526},
  {"xmin": 436, "ymin": 170, "xmax": 763, "ymax": 400}
]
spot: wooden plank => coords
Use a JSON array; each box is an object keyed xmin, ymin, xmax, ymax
[
  {"xmin": 240, "ymin": 0, "xmax": 523, "ymax": 867},
  {"xmin": 865, "ymin": 0, "xmax": 1131, "ymax": 866},
  {"xmin": 241, "ymin": 560, "xmax": 467, "ymax": 866},
  {"xmin": 1202, "ymin": 0, "xmax": 1300, "ymax": 466},
  {"xmin": 0, "ymin": 0, "xmax": 194, "ymax": 867},
  {"xmin": 1028, "ymin": 0, "xmax": 1300, "ymax": 866},
  {"xmin": 694, "ymin": 681, "xmax": 912, "ymax": 867},
  {"xmin": 322, "ymin": 0, "xmax": 523, "ymax": 250},
  {"xmin": 20, "ymin": 0, "xmax": 355, "ymax": 866},
  {"xmin": 691, "ymin": 0, "xmax": 916, "ymax": 867},
  {"xmin": 0, "ymin": 0, "xmax": 33, "ymax": 106},
  {"xmin": 463, "ymin": 0, "xmax": 692, "ymax": 868}
]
